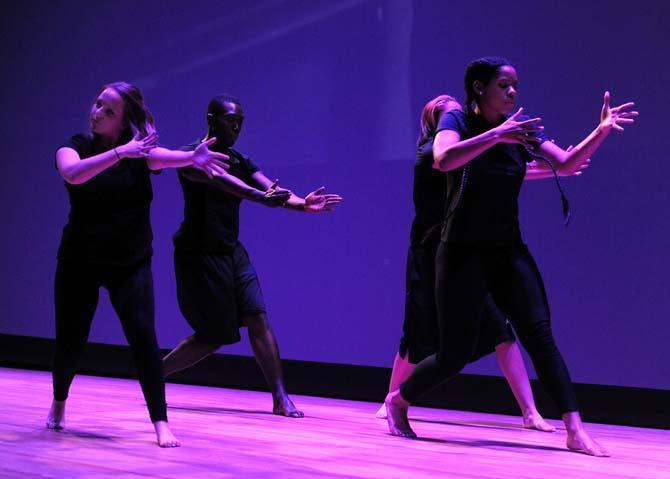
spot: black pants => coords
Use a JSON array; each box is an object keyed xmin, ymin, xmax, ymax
[
  {"xmin": 399, "ymin": 243, "xmax": 515, "ymax": 364},
  {"xmin": 52, "ymin": 258, "xmax": 167, "ymax": 422},
  {"xmin": 400, "ymin": 241, "xmax": 579, "ymax": 414}
]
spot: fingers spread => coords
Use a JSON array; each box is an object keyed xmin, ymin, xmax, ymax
[
  {"xmin": 613, "ymin": 102, "xmax": 635, "ymax": 112},
  {"xmin": 519, "ymin": 117, "xmax": 542, "ymax": 126},
  {"xmin": 211, "ymin": 159, "xmax": 229, "ymax": 168}
]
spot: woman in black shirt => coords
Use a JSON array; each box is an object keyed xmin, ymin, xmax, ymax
[
  {"xmin": 386, "ymin": 58, "xmax": 637, "ymax": 457},
  {"xmin": 50, "ymin": 82, "xmax": 228, "ymax": 447},
  {"xmin": 377, "ymin": 94, "xmax": 584, "ymax": 429}
]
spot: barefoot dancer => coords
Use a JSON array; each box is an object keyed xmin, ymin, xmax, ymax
[
  {"xmin": 377, "ymin": 94, "xmax": 585, "ymax": 431},
  {"xmin": 163, "ymin": 94, "xmax": 342, "ymax": 418},
  {"xmin": 50, "ymin": 82, "xmax": 228, "ymax": 447},
  {"xmin": 386, "ymin": 57, "xmax": 637, "ymax": 457}
]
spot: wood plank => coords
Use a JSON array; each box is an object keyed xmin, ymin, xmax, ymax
[{"xmin": 0, "ymin": 368, "xmax": 667, "ymax": 478}]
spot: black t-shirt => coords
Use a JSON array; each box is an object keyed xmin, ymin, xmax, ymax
[
  {"xmin": 57, "ymin": 134, "xmax": 155, "ymax": 265},
  {"xmin": 409, "ymin": 138, "xmax": 447, "ymax": 248},
  {"xmin": 173, "ymin": 143, "xmax": 261, "ymax": 252},
  {"xmin": 436, "ymin": 110, "xmax": 548, "ymax": 243}
]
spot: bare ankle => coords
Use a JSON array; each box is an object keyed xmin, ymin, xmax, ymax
[{"xmin": 387, "ymin": 390, "xmax": 409, "ymax": 408}]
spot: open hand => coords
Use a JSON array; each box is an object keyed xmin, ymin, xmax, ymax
[
  {"xmin": 192, "ymin": 137, "xmax": 230, "ymax": 178},
  {"xmin": 494, "ymin": 107, "xmax": 544, "ymax": 148},
  {"xmin": 119, "ymin": 130, "xmax": 158, "ymax": 158},
  {"xmin": 600, "ymin": 91, "xmax": 638, "ymax": 133},
  {"xmin": 266, "ymin": 179, "xmax": 292, "ymax": 196},
  {"xmin": 304, "ymin": 186, "xmax": 343, "ymax": 212},
  {"xmin": 258, "ymin": 179, "xmax": 290, "ymax": 207}
]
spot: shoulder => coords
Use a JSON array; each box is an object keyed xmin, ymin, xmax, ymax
[
  {"xmin": 230, "ymin": 148, "xmax": 260, "ymax": 172},
  {"xmin": 228, "ymin": 148, "xmax": 247, "ymax": 162},
  {"xmin": 436, "ymin": 109, "xmax": 467, "ymax": 134},
  {"xmin": 62, "ymin": 133, "xmax": 93, "ymax": 152}
]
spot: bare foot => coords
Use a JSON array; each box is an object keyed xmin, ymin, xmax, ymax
[
  {"xmin": 567, "ymin": 429, "xmax": 610, "ymax": 457},
  {"xmin": 273, "ymin": 395, "xmax": 304, "ymax": 418},
  {"xmin": 46, "ymin": 400, "xmax": 66, "ymax": 430},
  {"xmin": 385, "ymin": 391, "xmax": 416, "ymax": 438},
  {"xmin": 154, "ymin": 420, "xmax": 180, "ymax": 448},
  {"xmin": 522, "ymin": 411, "xmax": 556, "ymax": 432},
  {"xmin": 375, "ymin": 403, "xmax": 387, "ymax": 419}
]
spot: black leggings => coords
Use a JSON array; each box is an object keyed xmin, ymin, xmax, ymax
[
  {"xmin": 399, "ymin": 243, "xmax": 515, "ymax": 365},
  {"xmin": 400, "ymin": 241, "xmax": 579, "ymax": 414},
  {"xmin": 52, "ymin": 258, "xmax": 167, "ymax": 422}
]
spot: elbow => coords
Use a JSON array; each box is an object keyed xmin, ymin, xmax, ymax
[
  {"xmin": 147, "ymin": 158, "xmax": 162, "ymax": 171},
  {"xmin": 59, "ymin": 169, "xmax": 83, "ymax": 185},
  {"xmin": 432, "ymin": 149, "xmax": 455, "ymax": 172}
]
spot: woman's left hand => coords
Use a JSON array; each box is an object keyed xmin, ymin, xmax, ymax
[
  {"xmin": 304, "ymin": 187, "xmax": 343, "ymax": 212},
  {"xmin": 192, "ymin": 137, "xmax": 231, "ymax": 178},
  {"xmin": 600, "ymin": 91, "xmax": 639, "ymax": 133}
]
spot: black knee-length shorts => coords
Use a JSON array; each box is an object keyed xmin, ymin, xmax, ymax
[{"xmin": 174, "ymin": 242, "xmax": 266, "ymax": 345}]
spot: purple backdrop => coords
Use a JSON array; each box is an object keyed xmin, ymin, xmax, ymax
[{"xmin": 2, "ymin": 0, "xmax": 668, "ymax": 389}]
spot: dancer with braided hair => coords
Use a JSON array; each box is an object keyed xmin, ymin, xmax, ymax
[
  {"xmin": 376, "ymin": 94, "xmax": 584, "ymax": 429},
  {"xmin": 385, "ymin": 58, "xmax": 637, "ymax": 457}
]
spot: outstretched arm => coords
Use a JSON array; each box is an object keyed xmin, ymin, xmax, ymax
[
  {"xmin": 148, "ymin": 137, "xmax": 230, "ymax": 177},
  {"xmin": 534, "ymin": 91, "xmax": 638, "ymax": 174},
  {"xmin": 181, "ymin": 167, "xmax": 290, "ymax": 207},
  {"xmin": 250, "ymin": 171, "xmax": 343, "ymax": 212},
  {"xmin": 56, "ymin": 131, "xmax": 158, "ymax": 185}
]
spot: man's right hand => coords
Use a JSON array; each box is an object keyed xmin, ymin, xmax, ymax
[{"xmin": 256, "ymin": 189, "xmax": 291, "ymax": 207}]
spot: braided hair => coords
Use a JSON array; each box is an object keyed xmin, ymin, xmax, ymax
[
  {"xmin": 463, "ymin": 57, "xmax": 570, "ymax": 224},
  {"xmin": 442, "ymin": 58, "xmax": 513, "ymax": 229},
  {"xmin": 463, "ymin": 56, "xmax": 512, "ymax": 119}
]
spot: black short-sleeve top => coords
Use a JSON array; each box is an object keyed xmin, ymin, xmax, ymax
[
  {"xmin": 409, "ymin": 138, "xmax": 448, "ymax": 248},
  {"xmin": 435, "ymin": 110, "xmax": 548, "ymax": 244},
  {"xmin": 57, "ymin": 134, "xmax": 155, "ymax": 266},
  {"xmin": 173, "ymin": 143, "xmax": 261, "ymax": 253}
]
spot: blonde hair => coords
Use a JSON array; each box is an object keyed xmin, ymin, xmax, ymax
[{"xmin": 418, "ymin": 94, "xmax": 459, "ymax": 146}]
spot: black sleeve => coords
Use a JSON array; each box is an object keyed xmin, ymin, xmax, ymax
[
  {"xmin": 58, "ymin": 134, "xmax": 91, "ymax": 156},
  {"xmin": 435, "ymin": 109, "xmax": 468, "ymax": 136},
  {"xmin": 229, "ymin": 148, "xmax": 261, "ymax": 176},
  {"xmin": 55, "ymin": 134, "xmax": 92, "ymax": 169},
  {"xmin": 175, "ymin": 142, "xmax": 201, "ymax": 178},
  {"xmin": 241, "ymin": 155, "xmax": 261, "ymax": 176}
]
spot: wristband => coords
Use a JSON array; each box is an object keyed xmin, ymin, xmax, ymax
[{"xmin": 113, "ymin": 148, "xmax": 122, "ymax": 161}]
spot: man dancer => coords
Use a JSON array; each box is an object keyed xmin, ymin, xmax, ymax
[{"xmin": 164, "ymin": 94, "xmax": 342, "ymax": 417}]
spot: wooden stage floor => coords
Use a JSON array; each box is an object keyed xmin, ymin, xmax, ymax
[{"xmin": 0, "ymin": 367, "xmax": 667, "ymax": 478}]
